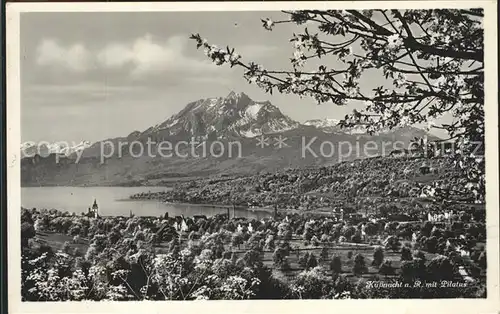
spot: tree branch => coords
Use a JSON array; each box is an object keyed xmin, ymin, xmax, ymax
[
  {"xmin": 346, "ymin": 10, "xmax": 393, "ymax": 36},
  {"xmin": 392, "ymin": 10, "xmax": 483, "ymax": 62},
  {"xmin": 459, "ymin": 9, "xmax": 484, "ymax": 17}
]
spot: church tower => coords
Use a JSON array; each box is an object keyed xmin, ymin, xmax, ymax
[{"xmin": 91, "ymin": 199, "xmax": 99, "ymax": 218}]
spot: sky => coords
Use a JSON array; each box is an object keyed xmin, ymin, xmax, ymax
[{"xmin": 20, "ymin": 11, "xmax": 447, "ymax": 143}]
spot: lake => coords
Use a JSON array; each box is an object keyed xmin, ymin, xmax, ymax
[{"xmin": 21, "ymin": 187, "xmax": 272, "ymax": 219}]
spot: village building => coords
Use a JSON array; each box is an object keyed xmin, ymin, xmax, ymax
[
  {"xmin": 419, "ymin": 162, "xmax": 431, "ymax": 175},
  {"xmin": 87, "ymin": 199, "xmax": 100, "ymax": 219}
]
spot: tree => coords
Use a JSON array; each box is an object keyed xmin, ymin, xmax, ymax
[
  {"xmin": 352, "ymin": 254, "xmax": 368, "ymax": 276},
  {"xmin": 85, "ymin": 244, "xmax": 99, "ymax": 261},
  {"xmin": 350, "ymin": 232, "xmax": 362, "ymax": 243},
  {"xmin": 311, "ymin": 235, "xmax": 320, "ymax": 246},
  {"xmin": 401, "ymin": 246, "xmax": 413, "ymax": 261},
  {"xmin": 61, "ymin": 241, "xmax": 71, "ymax": 254},
  {"xmin": 421, "ymin": 221, "xmax": 434, "ymax": 237},
  {"xmin": 425, "ymin": 236, "xmax": 439, "ymax": 253},
  {"xmin": 427, "ymin": 255, "xmax": 455, "ymax": 280},
  {"xmin": 320, "ymin": 233, "xmax": 329, "ymax": 243},
  {"xmin": 280, "ymin": 258, "xmax": 292, "ymax": 271},
  {"xmin": 91, "ymin": 234, "xmax": 108, "ymax": 252},
  {"xmin": 477, "ymin": 250, "xmax": 486, "ymax": 269},
  {"xmin": 72, "ymin": 247, "xmax": 82, "ymax": 257},
  {"xmin": 21, "ymin": 222, "xmax": 36, "ymax": 247},
  {"xmin": 169, "ymin": 238, "xmax": 180, "ymax": 255},
  {"xmin": 192, "ymin": 9, "xmax": 485, "ymax": 203},
  {"xmin": 330, "ymin": 255, "xmax": 342, "ymax": 275},
  {"xmin": 302, "ymin": 226, "xmax": 313, "ymax": 242},
  {"xmin": 342, "ymin": 226, "xmax": 356, "ymax": 239},
  {"xmin": 372, "ymin": 246, "xmax": 384, "ymax": 267},
  {"xmin": 305, "ymin": 253, "xmax": 318, "ymax": 269},
  {"xmin": 240, "ymin": 249, "xmax": 264, "ymax": 269},
  {"xmin": 273, "ymin": 247, "xmax": 287, "ymax": 268},
  {"xmin": 133, "ymin": 230, "xmax": 145, "ymax": 242},
  {"xmin": 364, "ymin": 222, "xmax": 378, "ymax": 237},
  {"xmin": 385, "ymin": 235, "xmax": 401, "ymax": 252},
  {"xmin": 430, "ymin": 227, "xmax": 443, "ymax": 238},
  {"xmin": 21, "ymin": 209, "xmax": 34, "ymax": 225},
  {"xmin": 277, "ymin": 222, "xmax": 293, "ymax": 242},
  {"xmin": 109, "ymin": 229, "xmax": 121, "ymax": 245},
  {"xmin": 299, "ymin": 252, "xmax": 310, "ymax": 268},
  {"xmin": 400, "ymin": 260, "xmax": 418, "ymax": 282},
  {"xmin": 34, "ymin": 217, "xmax": 49, "ymax": 232},
  {"xmin": 319, "ymin": 246, "xmax": 329, "ymax": 262},
  {"xmin": 264, "ymin": 235, "xmax": 276, "ymax": 251},
  {"xmin": 291, "ymin": 266, "xmax": 335, "ymax": 299},
  {"xmin": 378, "ymin": 260, "xmax": 395, "ymax": 277},
  {"xmin": 68, "ymin": 224, "xmax": 81, "ymax": 237},
  {"xmin": 413, "ymin": 250, "xmax": 427, "ymax": 262},
  {"xmin": 231, "ymin": 233, "xmax": 244, "ymax": 249}
]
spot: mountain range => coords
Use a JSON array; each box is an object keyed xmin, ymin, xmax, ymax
[
  {"xmin": 21, "ymin": 91, "xmax": 439, "ymax": 186},
  {"xmin": 21, "ymin": 141, "xmax": 92, "ymax": 158}
]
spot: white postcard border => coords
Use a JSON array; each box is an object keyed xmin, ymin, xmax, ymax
[{"xmin": 6, "ymin": 1, "xmax": 499, "ymax": 314}]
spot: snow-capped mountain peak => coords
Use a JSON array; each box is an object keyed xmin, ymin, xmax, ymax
[
  {"xmin": 145, "ymin": 92, "xmax": 299, "ymax": 139},
  {"xmin": 304, "ymin": 118, "xmax": 340, "ymax": 128},
  {"xmin": 226, "ymin": 91, "xmax": 247, "ymax": 102},
  {"xmin": 20, "ymin": 140, "xmax": 92, "ymax": 158},
  {"xmin": 303, "ymin": 118, "xmax": 341, "ymax": 133}
]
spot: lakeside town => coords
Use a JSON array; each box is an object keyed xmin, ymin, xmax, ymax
[{"xmin": 21, "ymin": 152, "xmax": 487, "ymax": 300}]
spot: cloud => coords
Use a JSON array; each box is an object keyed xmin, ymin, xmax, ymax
[
  {"xmin": 36, "ymin": 39, "xmax": 90, "ymax": 72},
  {"xmin": 34, "ymin": 34, "xmax": 227, "ymax": 79},
  {"xmin": 96, "ymin": 34, "xmax": 222, "ymax": 78}
]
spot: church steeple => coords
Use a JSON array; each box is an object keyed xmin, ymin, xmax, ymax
[{"xmin": 90, "ymin": 199, "xmax": 99, "ymax": 218}]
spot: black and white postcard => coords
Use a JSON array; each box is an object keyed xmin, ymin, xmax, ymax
[{"xmin": 6, "ymin": 1, "xmax": 499, "ymax": 314}]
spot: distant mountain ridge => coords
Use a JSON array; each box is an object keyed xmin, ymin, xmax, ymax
[
  {"xmin": 21, "ymin": 141, "xmax": 92, "ymax": 158},
  {"xmin": 304, "ymin": 118, "xmax": 341, "ymax": 131},
  {"xmin": 21, "ymin": 91, "xmax": 440, "ymax": 186}
]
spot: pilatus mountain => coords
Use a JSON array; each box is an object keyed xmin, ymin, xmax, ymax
[
  {"xmin": 21, "ymin": 91, "xmax": 438, "ymax": 186},
  {"xmin": 144, "ymin": 91, "xmax": 300, "ymax": 140}
]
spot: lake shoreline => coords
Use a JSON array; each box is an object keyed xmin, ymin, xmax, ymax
[
  {"xmin": 137, "ymin": 199, "xmax": 341, "ymax": 218},
  {"xmin": 21, "ymin": 186, "xmax": 275, "ymax": 219},
  {"xmin": 112, "ymin": 198, "xmax": 279, "ymax": 216},
  {"xmin": 22, "ymin": 186, "xmax": 340, "ymax": 219}
]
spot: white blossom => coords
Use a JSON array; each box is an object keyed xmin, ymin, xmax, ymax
[
  {"xmin": 400, "ymin": 115, "xmax": 411, "ymax": 126},
  {"xmin": 435, "ymin": 76, "xmax": 448, "ymax": 87},
  {"xmin": 359, "ymin": 58, "xmax": 374, "ymax": 68},
  {"xmin": 263, "ymin": 18, "xmax": 275, "ymax": 31},
  {"xmin": 455, "ymin": 76, "xmax": 466, "ymax": 88},
  {"xmin": 386, "ymin": 34, "xmax": 403, "ymax": 49},
  {"xmin": 429, "ymin": 33, "xmax": 439, "ymax": 45},
  {"xmin": 203, "ymin": 47, "xmax": 211, "ymax": 57},
  {"xmin": 345, "ymin": 86, "xmax": 358, "ymax": 97},
  {"xmin": 293, "ymin": 50, "xmax": 304, "ymax": 60}
]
